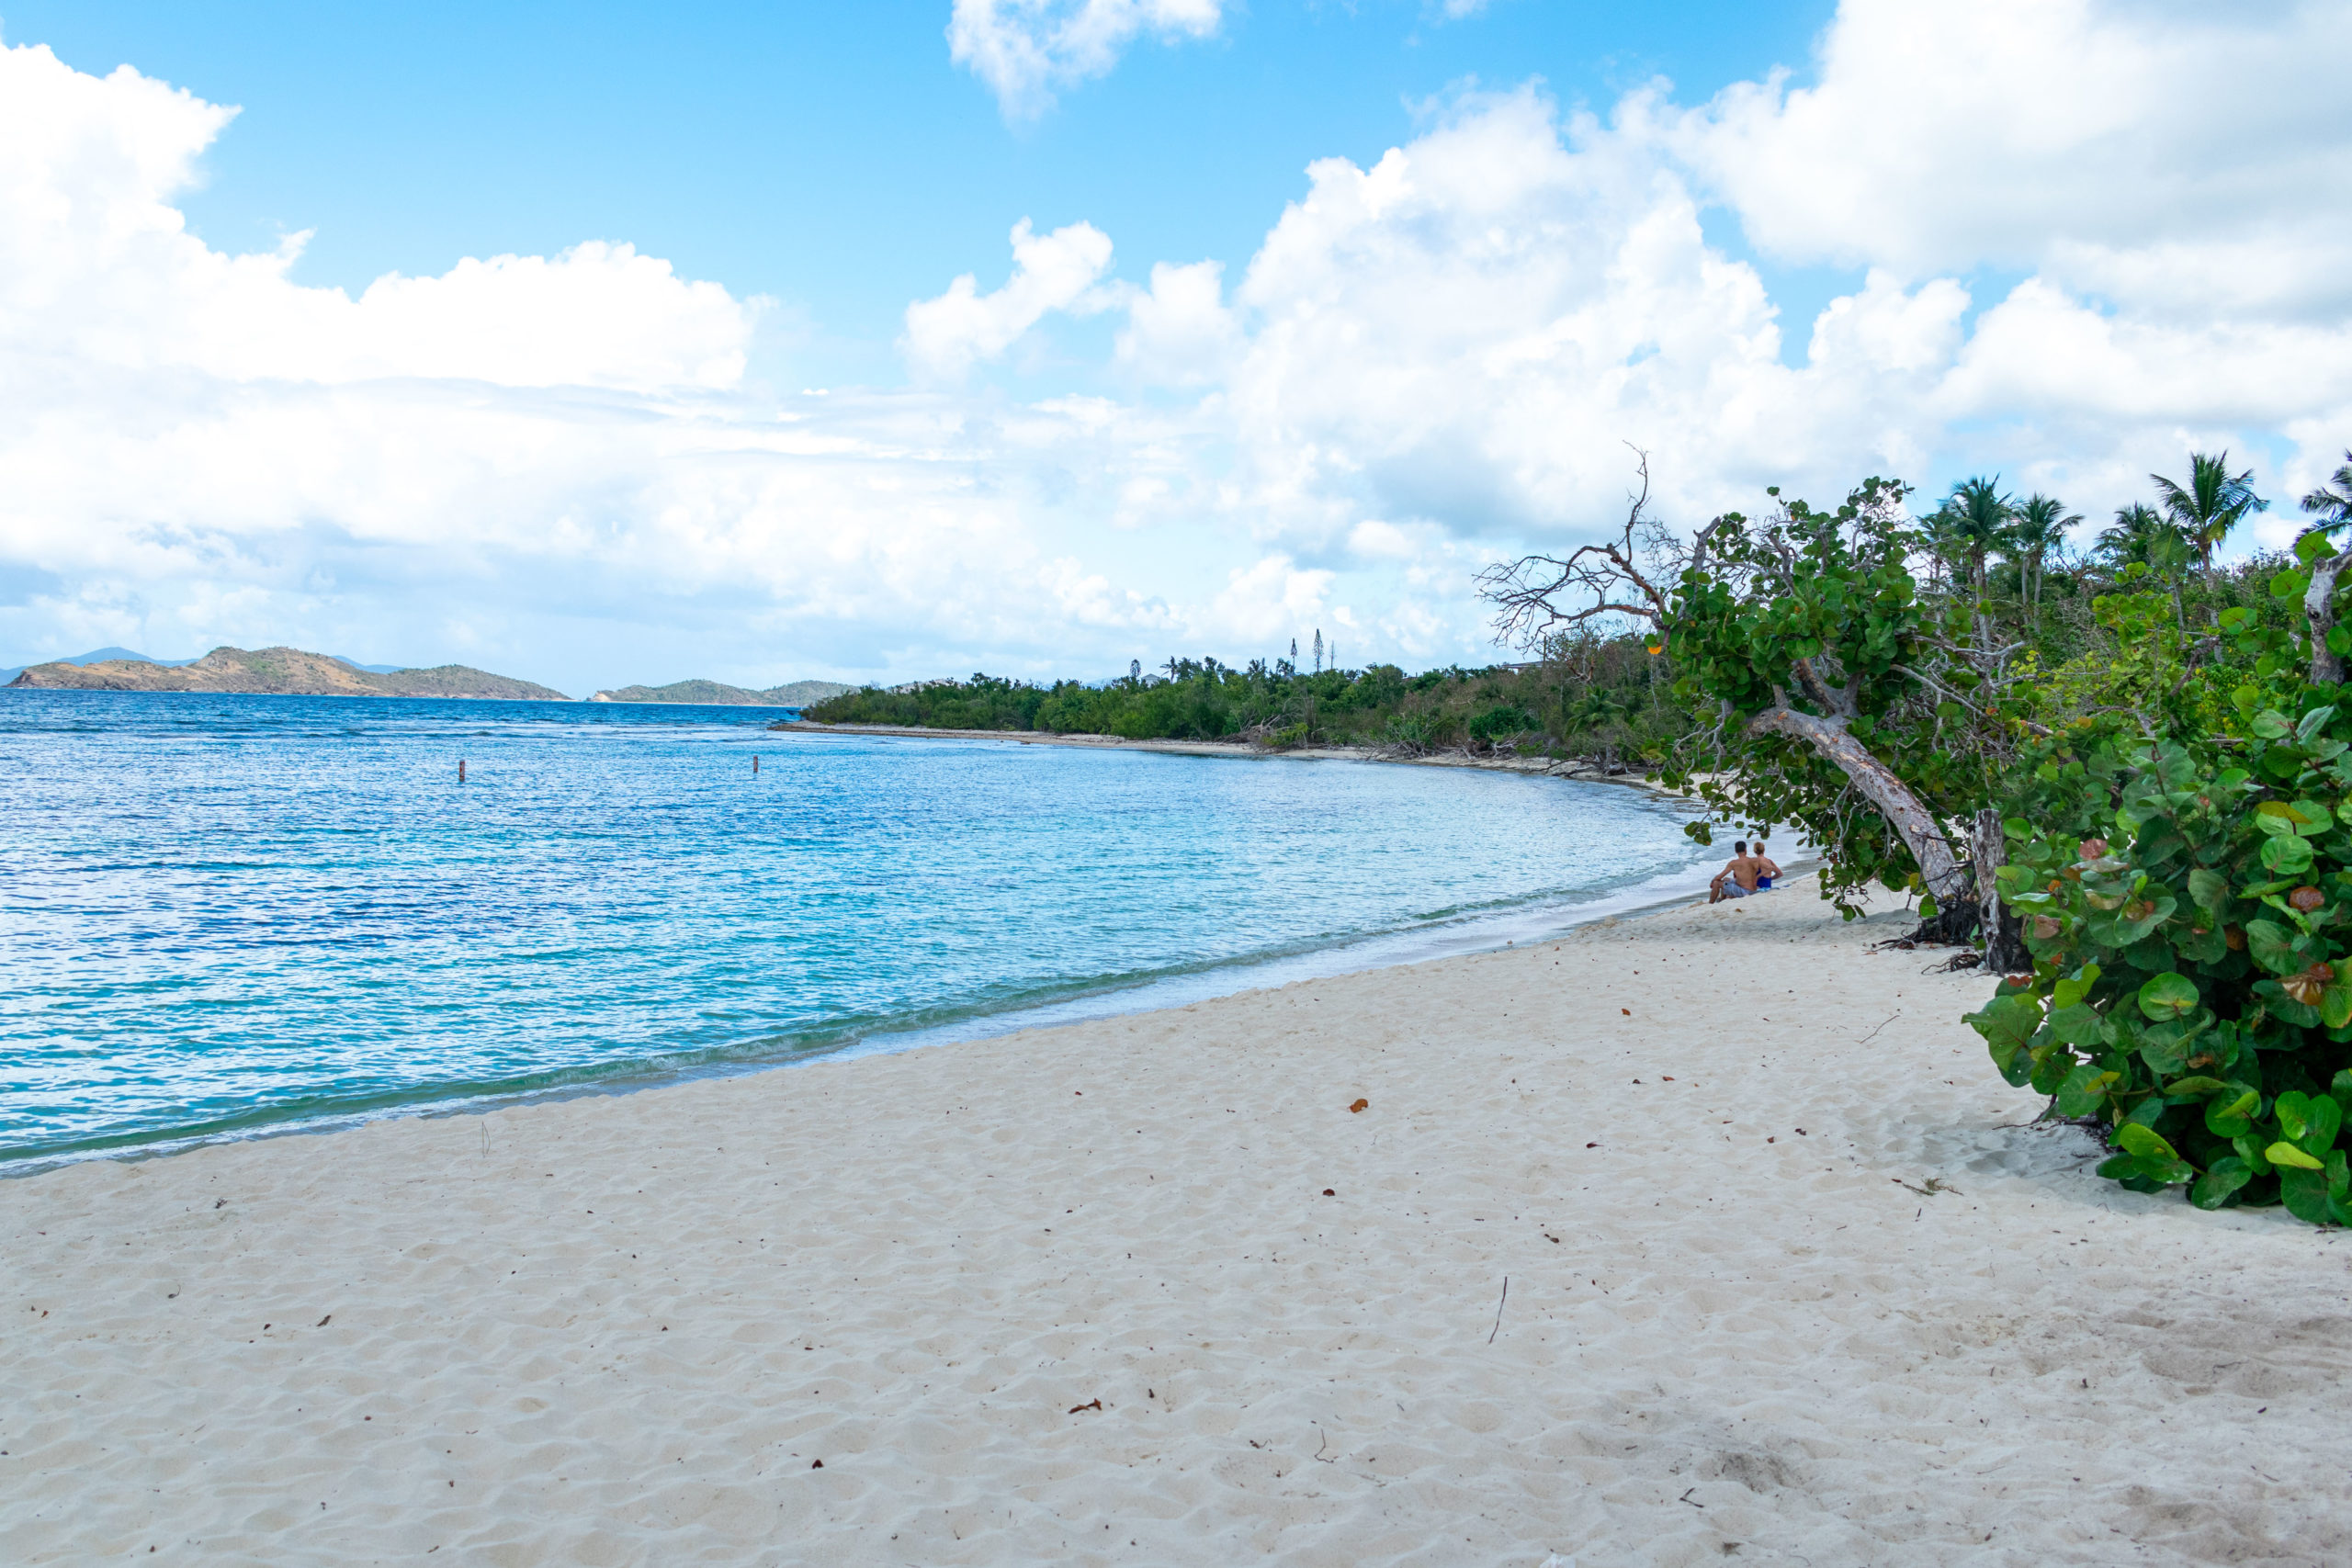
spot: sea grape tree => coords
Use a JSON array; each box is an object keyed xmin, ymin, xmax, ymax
[
  {"xmin": 1479, "ymin": 460, "xmax": 2031, "ymax": 932},
  {"xmin": 1976, "ymin": 706, "xmax": 2352, "ymax": 1222}
]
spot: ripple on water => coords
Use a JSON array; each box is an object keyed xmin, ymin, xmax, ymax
[{"xmin": 0, "ymin": 689, "xmax": 1714, "ymax": 1160}]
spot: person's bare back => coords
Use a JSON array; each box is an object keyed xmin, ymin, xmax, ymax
[{"xmin": 1709, "ymin": 840, "xmax": 1762, "ymax": 903}]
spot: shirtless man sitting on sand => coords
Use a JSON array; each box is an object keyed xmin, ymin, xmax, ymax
[{"xmin": 1710, "ymin": 840, "xmax": 1762, "ymax": 903}]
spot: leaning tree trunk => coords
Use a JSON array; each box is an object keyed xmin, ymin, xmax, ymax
[
  {"xmin": 2305, "ymin": 549, "xmax": 2352, "ymax": 684},
  {"xmin": 1747, "ymin": 705, "xmax": 1969, "ymax": 904},
  {"xmin": 1972, "ymin": 807, "xmax": 2028, "ymax": 971}
]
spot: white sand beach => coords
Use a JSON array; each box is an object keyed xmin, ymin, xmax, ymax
[{"xmin": 6, "ymin": 877, "xmax": 2350, "ymax": 1565}]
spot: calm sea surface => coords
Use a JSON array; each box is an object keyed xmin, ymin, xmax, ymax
[{"xmin": 0, "ymin": 691, "xmax": 1716, "ymax": 1164}]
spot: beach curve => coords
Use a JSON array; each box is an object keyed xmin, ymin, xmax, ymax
[{"xmin": 4, "ymin": 876, "xmax": 2346, "ymax": 1565}]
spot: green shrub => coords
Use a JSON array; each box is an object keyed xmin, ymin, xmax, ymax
[
  {"xmin": 1467, "ymin": 703, "xmax": 1537, "ymax": 743},
  {"xmin": 1382, "ymin": 712, "xmax": 1438, "ymax": 751},
  {"xmin": 1972, "ymin": 705, "xmax": 2352, "ymax": 1224}
]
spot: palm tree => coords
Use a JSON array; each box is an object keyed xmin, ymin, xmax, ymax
[
  {"xmin": 2298, "ymin": 453, "xmax": 2352, "ymax": 682},
  {"xmin": 2005, "ymin": 493, "xmax": 2079, "ymax": 630},
  {"xmin": 2301, "ymin": 449, "xmax": 2352, "ymax": 536},
  {"xmin": 1931, "ymin": 476, "xmax": 2014, "ymax": 649},
  {"xmin": 2095, "ymin": 502, "xmax": 2171, "ymax": 569},
  {"xmin": 2093, "ymin": 502, "xmax": 2188, "ymax": 626},
  {"xmin": 2151, "ymin": 451, "xmax": 2267, "ymax": 581}
]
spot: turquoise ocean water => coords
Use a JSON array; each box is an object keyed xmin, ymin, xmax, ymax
[{"xmin": 0, "ymin": 692, "xmax": 1719, "ymax": 1166}]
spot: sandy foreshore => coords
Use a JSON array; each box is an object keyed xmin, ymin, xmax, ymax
[{"xmin": 6, "ymin": 879, "xmax": 2350, "ymax": 1565}]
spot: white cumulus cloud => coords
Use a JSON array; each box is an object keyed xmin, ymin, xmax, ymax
[
  {"xmin": 1170, "ymin": 0, "xmax": 2352, "ymax": 558},
  {"xmin": 948, "ymin": 0, "xmax": 1223, "ymax": 119},
  {"xmin": 1655, "ymin": 0, "xmax": 2352, "ymax": 315},
  {"xmin": 9, "ymin": 0, "xmax": 2352, "ymax": 689},
  {"xmin": 901, "ymin": 218, "xmax": 1116, "ymax": 380},
  {"xmin": 1114, "ymin": 260, "xmax": 1240, "ymax": 386},
  {"xmin": 0, "ymin": 44, "xmax": 1263, "ymax": 685},
  {"xmin": 0, "ymin": 46, "xmax": 753, "ymax": 392}
]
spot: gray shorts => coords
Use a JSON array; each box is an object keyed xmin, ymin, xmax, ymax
[{"xmin": 1717, "ymin": 881, "xmax": 1755, "ymax": 898}]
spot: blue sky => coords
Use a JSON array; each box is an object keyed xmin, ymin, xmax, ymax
[
  {"xmin": 0, "ymin": 2, "xmax": 2346, "ymax": 690},
  {"xmin": 8, "ymin": 0, "xmax": 1839, "ymax": 387}
]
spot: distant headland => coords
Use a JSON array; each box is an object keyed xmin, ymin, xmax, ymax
[
  {"xmin": 3, "ymin": 645, "xmax": 855, "ymax": 705},
  {"xmin": 589, "ymin": 678, "xmax": 854, "ymax": 706},
  {"xmin": 6, "ymin": 646, "xmax": 571, "ymax": 700}
]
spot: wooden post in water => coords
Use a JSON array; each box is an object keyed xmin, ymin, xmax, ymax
[
  {"xmin": 458, "ymin": 759, "xmax": 467, "ymax": 784},
  {"xmin": 753, "ymin": 755, "xmax": 761, "ymax": 774}
]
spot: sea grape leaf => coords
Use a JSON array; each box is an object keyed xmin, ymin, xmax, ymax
[
  {"xmin": 2188, "ymin": 868, "xmax": 2231, "ymax": 915},
  {"xmin": 2278, "ymin": 1167, "xmax": 2335, "ymax": 1224},
  {"xmin": 2297, "ymin": 1094, "xmax": 2343, "ymax": 1157},
  {"xmin": 2052, "ymin": 966, "xmax": 2102, "ymax": 1010},
  {"xmin": 2253, "ymin": 978, "xmax": 2324, "ymax": 1028},
  {"xmin": 2164, "ymin": 1076, "xmax": 2231, "ymax": 1099},
  {"xmin": 2299, "ymin": 707, "xmax": 2337, "ymax": 744},
  {"xmin": 2030, "ymin": 1044, "xmax": 2075, "ymax": 1096},
  {"xmin": 2055, "ymin": 1062, "xmax": 2112, "ymax": 1119},
  {"xmin": 2175, "ymin": 925, "xmax": 2229, "ymax": 964},
  {"xmin": 2267, "ymin": 1140, "xmax": 2326, "ymax": 1171},
  {"xmin": 2190, "ymin": 1157, "xmax": 2253, "ymax": 1210},
  {"xmin": 2291, "ymin": 799, "xmax": 2336, "ymax": 836},
  {"xmin": 2201, "ymin": 1090, "xmax": 2257, "ymax": 1142},
  {"xmin": 1965, "ymin": 993, "xmax": 2041, "ymax": 1072},
  {"xmin": 2095, "ymin": 896, "xmax": 2177, "ymax": 948},
  {"xmin": 2277, "ymin": 1089, "xmax": 2314, "ymax": 1142},
  {"xmin": 2327, "ymin": 976, "xmax": 2352, "ymax": 1032},
  {"xmin": 2117, "ymin": 1123, "xmax": 2178, "ymax": 1162},
  {"xmin": 2049, "ymin": 1003, "xmax": 2104, "ymax": 1046},
  {"xmin": 2246, "ymin": 920, "xmax": 2308, "ymax": 975},
  {"xmin": 2253, "ymin": 711, "xmax": 2295, "ymax": 739},
  {"xmin": 2263, "ymin": 834, "xmax": 2316, "ymax": 875},
  {"xmin": 2138, "ymin": 973, "xmax": 2199, "ymax": 1021},
  {"xmin": 2138, "ymin": 1027, "xmax": 2194, "ymax": 1077}
]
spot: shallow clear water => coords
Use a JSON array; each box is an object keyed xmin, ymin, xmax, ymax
[{"xmin": 0, "ymin": 691, "xmax": 1714, "ymax": 1163}]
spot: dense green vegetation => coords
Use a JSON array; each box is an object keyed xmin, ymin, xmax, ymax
[
  {"xmin": 805, "ymin": 645, "xmax": 1685, "ymax": 769},
  {"xmin": 1481, "ymin": 446, "xmax": 2352, "ymax": 1222}
]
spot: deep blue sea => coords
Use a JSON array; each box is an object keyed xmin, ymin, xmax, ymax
[{"xmin": 0, "ymin": 691, "xmax": 1719, "ymax": 1166}]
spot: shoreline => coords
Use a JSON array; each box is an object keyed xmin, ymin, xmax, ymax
[
  {"xmin": 3, "ymin": 697, "xmax": 1741, "ymax": 1179},
  {"xmin": 4, "ymin": 846, "xmax": 1788, "ymax": 1179},
  {"xmin": 777, "ymin": 717, "xmax": 1671, "ymax": 790},
  {"xmin": 9, "ymin": 876, "xmax": 2342, "ymax": 1563}
]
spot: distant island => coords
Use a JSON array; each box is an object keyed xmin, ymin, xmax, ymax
[
  {"xmin": 589, "ymin": 678, "xmax": 854, "ymax": 706},
  {"xmin": 6, "ymin": 646, "xmax": 570, "ymax": 701}
]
